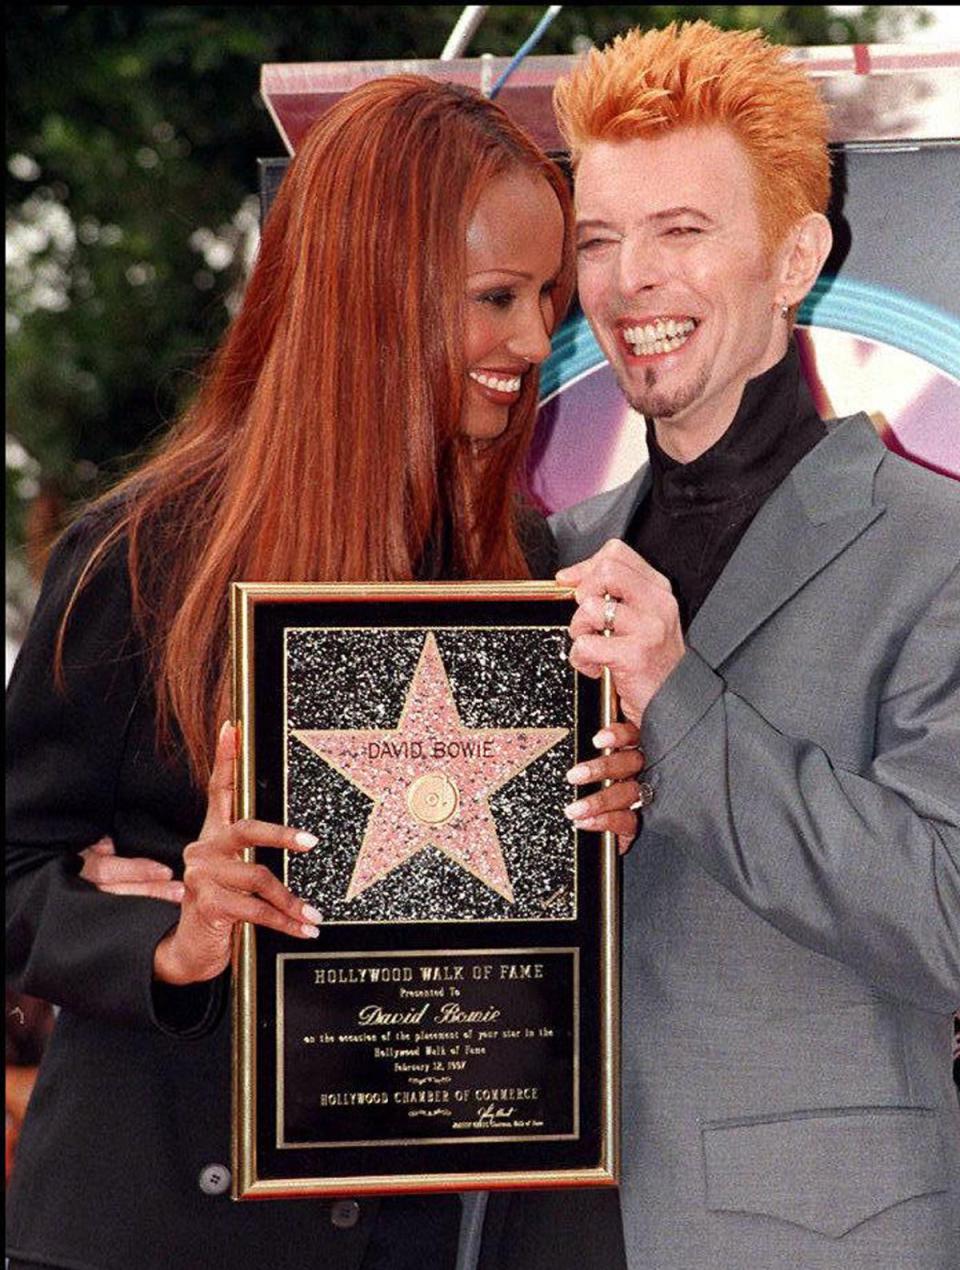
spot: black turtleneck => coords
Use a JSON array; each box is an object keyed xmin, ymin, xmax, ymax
[{"xmin": 627, "ymin": 340, "xmax": 826, "ymax": 630}]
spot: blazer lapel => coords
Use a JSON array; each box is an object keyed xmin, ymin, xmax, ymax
[
  {"xmin": 559, "ymin": 467, "xmax": 651, "ymax": 561},
  {"xmin": 689, "ymin": 415, "xmax": 887, "ymax": 668}
]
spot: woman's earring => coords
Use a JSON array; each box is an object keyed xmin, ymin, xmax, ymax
[{"xmin": 780, "ymin": 302, "xmax": 790, "ymax": 319}]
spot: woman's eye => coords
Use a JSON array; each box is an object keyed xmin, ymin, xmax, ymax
[
  {"xmin": 480, "ymin": 290, "xmax": 514, "ymax": 309},
  {"xmin": 665, "ymin": 225, "xmax": 702, "ymax": 237}
]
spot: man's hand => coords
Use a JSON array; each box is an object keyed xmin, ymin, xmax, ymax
[
  {"xmin": 558, "ymin": 539, "xmax": 685, "ymax": 727},
  {"xmin": 80, "ymin": 837, "xmax": 185, "ymax": 903}
]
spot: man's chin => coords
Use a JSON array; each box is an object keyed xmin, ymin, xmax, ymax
[
  {"xmin": 613, "ymin": 361, "xmax": 706, "ymax": 423},
  {"xmin": 619, "ymin": 381, "xmax": 695, "ymax": 422}
]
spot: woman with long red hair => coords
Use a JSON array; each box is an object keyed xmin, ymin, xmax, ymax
[{"xmin": 6, "ymin": 77, "xmax": 642, "ymax": 1270}]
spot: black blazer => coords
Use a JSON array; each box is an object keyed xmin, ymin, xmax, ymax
[{"xmin": 7, "ymin": 510, "xmax": 626, "ymax": 1270}]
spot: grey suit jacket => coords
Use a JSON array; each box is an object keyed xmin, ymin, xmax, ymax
[{"xmin": 549, "ymin": 415, "xmax": 960, "ymax": 1269}]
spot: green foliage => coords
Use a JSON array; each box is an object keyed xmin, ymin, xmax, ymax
[{"xmin": 5, "ymin": 4, "xmax": 930, "ymax": 572}]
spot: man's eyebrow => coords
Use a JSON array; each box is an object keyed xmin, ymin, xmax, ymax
[
  {"xmin": 575, "ymin": 207, "xmax": 713, "ymax": 231},
  {"xmin": 648, "ymin": 206, "xmax": 712, "ymax": 223},
  {"xmin": 575, "ymin": 218, "xmax": 616, "ymax": 233}
]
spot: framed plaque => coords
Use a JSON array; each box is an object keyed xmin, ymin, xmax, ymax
[{"xmin": 230, "ymin": 582, "xmax": 619, "ymax": 1198}]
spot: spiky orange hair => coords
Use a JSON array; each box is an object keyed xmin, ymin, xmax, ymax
[{"xmin": 554, "ymin": 21, "xmax": 830, "ymax": 249}]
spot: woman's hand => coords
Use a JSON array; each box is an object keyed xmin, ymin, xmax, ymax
[
  {"xmin": 80, "ymin": 837, "xmax": 186, "ymax": 903},
  {"xmin": 153, "ymin": 723, "xmax": 322, "ymax": 986},
  {"xmin": 563, "ymin": 720, "xmax": 644, "ymax": 854}
]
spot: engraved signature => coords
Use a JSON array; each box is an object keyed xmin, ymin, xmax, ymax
[{"xmin": 476, "ymin": 1103, "xmax": 516, "ymax": 1126}]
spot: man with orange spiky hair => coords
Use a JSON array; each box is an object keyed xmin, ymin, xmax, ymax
[{"xmin": 515, "ymin": 19, "xmax": 960, "ymax": 1270}]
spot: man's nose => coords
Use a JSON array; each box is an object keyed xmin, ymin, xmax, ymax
[{"xmin": 618, "ymin": 233, "xmax": 667, "ymax": 296}]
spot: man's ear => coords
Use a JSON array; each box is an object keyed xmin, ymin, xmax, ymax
[{"xmin": 777, "ymin": 212, "xmax": 832, "ymax": 309}]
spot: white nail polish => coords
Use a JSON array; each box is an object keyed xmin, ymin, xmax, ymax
[
  {"xmin": 301, "ymin": 903, "xmax": 323, "ymax": 924},
  {"xmin": 301, "ymin": 923, "xmax": 320, "ymax": 938},
  {"xmin": 294, "ymin": 831, "xmax": 319, "ymax": 849}
]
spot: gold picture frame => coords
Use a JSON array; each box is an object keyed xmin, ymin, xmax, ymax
[{"xmin": 230, "ymin": 581, "xmax": 619, "ymax": 1199}]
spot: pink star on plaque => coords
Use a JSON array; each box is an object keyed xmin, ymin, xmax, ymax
[{"xmin": 292, "ymin": 633, "xmax": 568, "ymax": 904}]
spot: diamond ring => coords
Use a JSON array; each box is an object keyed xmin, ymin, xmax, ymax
[{"xmin": 602, "ymin": 593, "xmax": 618, "ymax": 635}]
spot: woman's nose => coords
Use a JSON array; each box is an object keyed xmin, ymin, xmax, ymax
[{"xmin": 509, "ymin": 299, "xmax": 553, "ymax": 365}]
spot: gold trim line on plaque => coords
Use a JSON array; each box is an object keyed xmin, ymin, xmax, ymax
[
  {"xmin": 275, "ymin": 947, "xmax": 580, "ymax": 1151},
  {"xmin": 237, "ymin": 1163, "xmax": 616, "ymax": 1200},
  {"xmin": 232, "ymin": 580, "xmax": 576, "ymax": 603},
  {"xmin": 231, "ymin": 585, "xmax": 261, "ymax": 1197}
]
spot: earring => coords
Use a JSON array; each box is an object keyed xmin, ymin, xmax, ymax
[{"xmin": 780, "ymin": 303, "xmax": 790, "ymax": 319}]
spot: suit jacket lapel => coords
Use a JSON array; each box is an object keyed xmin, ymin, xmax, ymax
[
  {"xmin": 688, "ymin": 415, "xmax": 887, "ymax": 667},
  {"xmin": 553, "ymin": 467, "xmax": 651, "ymax": 563}
]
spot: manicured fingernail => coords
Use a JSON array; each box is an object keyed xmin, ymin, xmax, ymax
[
  {"xmin": 301, "ymin": 903, "xmax": 323, "ymax": 924},
  {"xmin": 564, "ymin": 800, "xmax": 588, "ymax": 819},
  {"xmin": 218, "ymin": 720, "xmax": 232, "ymax": 741},
  {"xmin": 300, "ymin": 924, "xmax": 320, "ymax": 939},
  {"xmin": 593, "ymin": 730, "xmax": 614, "ymax": 748},
  {"xmin": 566, "ymin": 764, "xmax": 590, "ymax": 784},
  {"xmin": 294, "ymin": 831, "xmax": 319, "ymax": 849},
  {"xmin": 574, "ymin": 817, "xmax": 601, "ymax": 830}
]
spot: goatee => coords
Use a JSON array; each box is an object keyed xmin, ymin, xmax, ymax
[{"xmin": 617, "ymin": 361, "xmax": 709, "ymax": 421}]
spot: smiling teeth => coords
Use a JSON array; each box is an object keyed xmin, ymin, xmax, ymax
[
  {"xmin": 469, "ymin": 371, "xmax": 522, "ymax": 393},
  {"xmin": 623, "ymin": 318, "xmax": 696, "ymax": 354}
]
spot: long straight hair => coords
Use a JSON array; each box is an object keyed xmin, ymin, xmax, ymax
[{"xmin": 58, "ymin": 77, "xmax": 575, "ymax": 783}]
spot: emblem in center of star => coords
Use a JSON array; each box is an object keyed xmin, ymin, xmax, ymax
[{"xmin": 292, "ymin": 633, "xmax": 568, "ymax": 903}]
